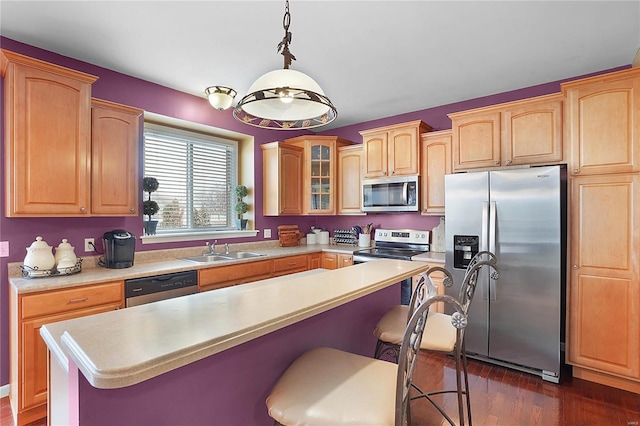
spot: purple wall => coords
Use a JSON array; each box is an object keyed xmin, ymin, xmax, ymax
[
  {"xmin": 0, "ymin": 36, "xmax": 629, "ymax": 386},
  {"xmin": 74, "ymin": 284, "xmax": 399, "ymax": 425}
]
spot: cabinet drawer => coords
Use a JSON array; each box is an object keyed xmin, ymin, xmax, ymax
[
  {"xmin": 199, "ymin": 260, "xmax": 273, "ymax": 287},
  {"xmin": 273, "ymin": 255, "xmax": 308, "ymax": 274},
  {"xmin": 21, "ymin": 281, "xmax": 123, "ymax": 319}
]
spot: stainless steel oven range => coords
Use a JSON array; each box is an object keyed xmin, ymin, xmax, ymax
[{"xmin": 353, "ymin": 228, "xmax": 430, "ymax": 304}]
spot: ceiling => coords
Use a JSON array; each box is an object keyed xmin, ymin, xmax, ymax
[{"xmin": 1, "ymin": 1, "xmax": 639, "ymax": 130}]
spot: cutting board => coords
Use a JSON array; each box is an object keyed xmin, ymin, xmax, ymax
[{"xmin": 431, "ymin": 217, "xmax": 445, "ymax": 253}]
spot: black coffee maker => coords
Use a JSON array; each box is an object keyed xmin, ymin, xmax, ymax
[{"xmin": 103, "ymin": 229, "xmax": 135, "ymax": 269}]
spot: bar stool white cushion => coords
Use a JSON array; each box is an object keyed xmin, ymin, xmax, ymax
[
  {"xmin": 374, "ymin": 305, "xmax": 457, "ymax": 352},
  {"xmin": 266, "ymin": 347, "xmax": 397, "ymax": 425}
]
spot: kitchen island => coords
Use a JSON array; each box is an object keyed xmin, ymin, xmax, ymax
[{"xmin": 40, "ymin": 259, "xmax": 429, "ymax": 425}]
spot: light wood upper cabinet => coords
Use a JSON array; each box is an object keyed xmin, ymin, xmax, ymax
[
  {"xmin": 337, "ymin": 144, "xmax": 365, "ymax": 215},
  {"xmin": 420, "ymin": 130, "xmax": 451, "ymax": 215},
  {"xmin": 449, "ymin": 93, "xmax": 563, "ymax": 171},
  {"xmin": 450, "ymin": 109, "xmax": 501, "ymax": 170},
  {"xmin": 568, "ymin": 173, "xmax": 640, "ymax": 385},
  {"xmin": 261, "ymin": 142, "xmax": 303, "ymax": 216},
  {"xmin": 360, "ymin": 120, "xmax": 432, "ymax": 178},
  {"xmin": 502, "ymin": 94, "xmax": 563, "ymax": 166},
  {"xmin": 285, "ymin": 136, "xmax": 351, "ymax": 215},
  {"xmin": 91, "ymin": 99, "xmax": 142, "ymax": 216},
  {"xmin": 1, "ymin": 49, "xmax": 97, "ymax": 217},
  {"xmin": 562, "ymin": 67, "xmax": 640, "ymax": 176}
]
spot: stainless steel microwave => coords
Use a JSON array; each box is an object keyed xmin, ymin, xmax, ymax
[{"xmin": 362, "ymin": 175, "xmax": 419, "ymax": 212}]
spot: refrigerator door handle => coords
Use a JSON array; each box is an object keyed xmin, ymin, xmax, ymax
[
  {"xmin": 481, "ymin": 201, "xmax": 490, "ymax": 300},
  {"xmin": 489, "ymin": 201, "xmax": 497, "ymax": 301}
]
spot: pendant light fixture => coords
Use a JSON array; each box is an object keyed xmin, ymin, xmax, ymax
[
  {"xmin": 233, "ymin": 0, "xmax": 337, "ymax": 130},
  {"xmin": 205, "ymin": 86, "xmax": 237, "ymax": 110}
]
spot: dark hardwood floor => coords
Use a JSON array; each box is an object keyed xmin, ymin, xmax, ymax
[{"xmin": 2, "ymin": 351, "xmax": 639, "ymax": 425}]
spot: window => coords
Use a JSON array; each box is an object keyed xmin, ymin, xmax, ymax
[{"xmin": 143, "ymin": 122, "xmax": 238, "ymax": 233}]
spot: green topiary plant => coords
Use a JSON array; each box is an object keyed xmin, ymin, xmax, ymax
[
  {"xmin": 143, "ymin": 177, "xmax": 160, "ymax": 235},
  {"xmin": 234, "ymin": 185, "xmax": 249, "ymax": 229}
]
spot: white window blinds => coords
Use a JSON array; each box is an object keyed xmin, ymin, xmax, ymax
[{"xmin": 144, "ymin": 123, "xmax": 238, "ymax": 232}]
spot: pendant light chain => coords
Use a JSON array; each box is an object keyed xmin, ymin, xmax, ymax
[{"xmin": 277, "ymin": 0, "xmax": 296, "ymax": 69}]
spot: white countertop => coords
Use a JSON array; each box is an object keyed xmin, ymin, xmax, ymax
[
  {"xmin": 412, "ymin": 251, "xmax": 446, "ymax": 263},
  {"xmin": 9, "ymin": 243, "xmax": 361, "ymax": 294},
  {"xmin": 40, "ymin": 259, "xmax": 429, "ymax": 389}
]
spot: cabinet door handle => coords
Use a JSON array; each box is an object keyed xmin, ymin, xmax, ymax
[
  {"xmin": 506, "ymin": 160, "xmax": 512, "ymax": 165},
  {"xmin": 288, "ymin": 262, "xmax": 297, "ymax": 266},
  {"xmin": 67, "ymin": 297, "xmax": 89, "ymax": 304},
  {"xmin": 80, "ymin": 207, "xmax": 86, "ymax": 213},
  {"xmin": 572, "ymin": 264, "xmax": 579, "ymax": 269},
  {"xmin": 130, "ymin": 207, "xmax": 136, "ymax": 213},
  {"xmin": 494, "ymin": 161, "xmax": 500, "ymax": 166},
  {"xmin": 573, "ymin": 169, "xmax": 580, "ymax": 174}
]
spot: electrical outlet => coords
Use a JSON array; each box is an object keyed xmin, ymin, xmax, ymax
[
  {"xmin": 0, "ymin": 241, "xmax": 9, "ymax": 257},
  {"xmin": 264, "ymin": 229, "xmax": 272, "ymax": 238},
  {"xmin": 84, "ymin": 238, "xmax": 95, "ymax": 252}
]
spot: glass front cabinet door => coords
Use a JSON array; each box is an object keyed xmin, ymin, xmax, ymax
[{"xmin": 285, "ymin": 136, "xmax": 352, "ymax": 215}]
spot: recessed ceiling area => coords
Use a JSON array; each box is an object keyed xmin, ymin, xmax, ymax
[{"xmin": 1, "ymin": 1, "xmax": 638, "ymax": 130}]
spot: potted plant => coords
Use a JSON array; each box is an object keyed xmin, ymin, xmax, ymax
[
  {"xmin": 235, "ymin": 185, "xmax": 249, "ymax": 230},
  {"xmin": 143, "ymin": 176, "xmax": 160, "ymax": 235}
]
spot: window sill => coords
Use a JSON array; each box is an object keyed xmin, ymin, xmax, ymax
[{"xmin": 140, "ymin": 230, "xmax": 260, "ymax": 244}]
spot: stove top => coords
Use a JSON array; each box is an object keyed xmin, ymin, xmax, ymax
[
  {"xmin": 353, "ymin": 228, "xmax": 430, "ymax": 261},
  {"xmin": 354, "ymin": 247, "xmax": 427, "ymax": 260}
]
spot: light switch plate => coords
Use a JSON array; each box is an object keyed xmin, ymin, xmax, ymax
[
  {"xmin": 0, "ymin": 241, "xmax": 9, "ymax": 257},
  {"xmin": 264, "ymin": 229, "xmax": 272, "ymax": 238}
]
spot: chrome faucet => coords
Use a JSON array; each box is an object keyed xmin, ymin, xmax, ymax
[
  {"xmin": 206, "ymin": 240, "xmax": 218, "ymax": 254},
  {"xmin": 225, "ymin": 243, "xmax": 230, "ymax": 254}
]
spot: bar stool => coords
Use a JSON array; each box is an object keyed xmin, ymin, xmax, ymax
[
  {"xmin": 265, "ymin": 273, "xmax": 437, "ymax": 426},
  {"xmin": 373, "ymin": 251, "xmax": 498, "ymax": 426}
]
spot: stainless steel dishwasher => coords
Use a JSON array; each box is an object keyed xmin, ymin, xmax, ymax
[{"xmin": 125, "ymin": 270, "xmax": 198, "ymax": 307}]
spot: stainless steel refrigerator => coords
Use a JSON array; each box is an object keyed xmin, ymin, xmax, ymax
[{"xmin": 444, "ymin": 165, "xmax": 566, "ymax": 382}]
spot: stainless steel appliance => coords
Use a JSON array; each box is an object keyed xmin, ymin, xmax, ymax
[
  {"xmin": 362, "ymin": 175, "xmax": 419, "ymax": 212},
  {"xmin": 102, "ymin": 229, "xmax": 135, "ymax": 269},
  {"xmin": 445, "ymin": 165, "xmax": 566, "ymax": 382},
  {"xmin": 125, "ymin": 270, "xmax": 198, "ymax": 307},
  {"xmin": 353, "ymin": 228, "xmax": 430, "ymax": 304}
]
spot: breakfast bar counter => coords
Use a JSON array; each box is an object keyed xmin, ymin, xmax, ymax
[{"xmin": 41, "ymin": 259, "xmax": 429, "ymax": 425}]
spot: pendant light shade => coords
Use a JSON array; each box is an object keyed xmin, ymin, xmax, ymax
[
  {"xmin": 205, "ymin": 86, "xmax": 237, "ymax": 110},
  {"xmin": 234, "ymin": 69, "xmax": 336, "ymax": 129},
  {"xmin": 233, "ymin": 0, "xmax": 337, "ymax": 130}
]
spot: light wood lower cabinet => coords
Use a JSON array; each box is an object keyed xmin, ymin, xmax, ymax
[
  {"xmin": 273, "ymin": 254, "xmax": 309, "ymax": 276},
  {"xmin": 198, "ymin": 254, "xmax": 320, "ymax": 291},
  {"xmin": 199, "ymin": 260, "xmax": 273, "ymax": 291},
  {"xmin": 308, "ymin": 253, "xmax": 321, "ymax": 269},
  {"xmin": 413, "ymin": 263, "xmax": 446, "ymax": 313},
  {"xmin": 568, "ymin": 173, "xmax": 640, "ymax": 392},
  {"xmin": 10, "ymin": 281, "xmax": 123, "ymax": 426},
  {"xmin": 321, "ymin": 252, "xmax": 353, "ymax": 270}
]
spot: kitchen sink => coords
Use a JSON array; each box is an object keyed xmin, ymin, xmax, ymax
[
  {"xmin": 182, "ymin": 252, "xmax": 265, "ymax": 263},
  {"xmin": 220, "ymin": 251, "xmax": 265, "ymax": 259},
  {"xmin": 182, "ymin": 255, "xmax": 233, "ymax": 263}
]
